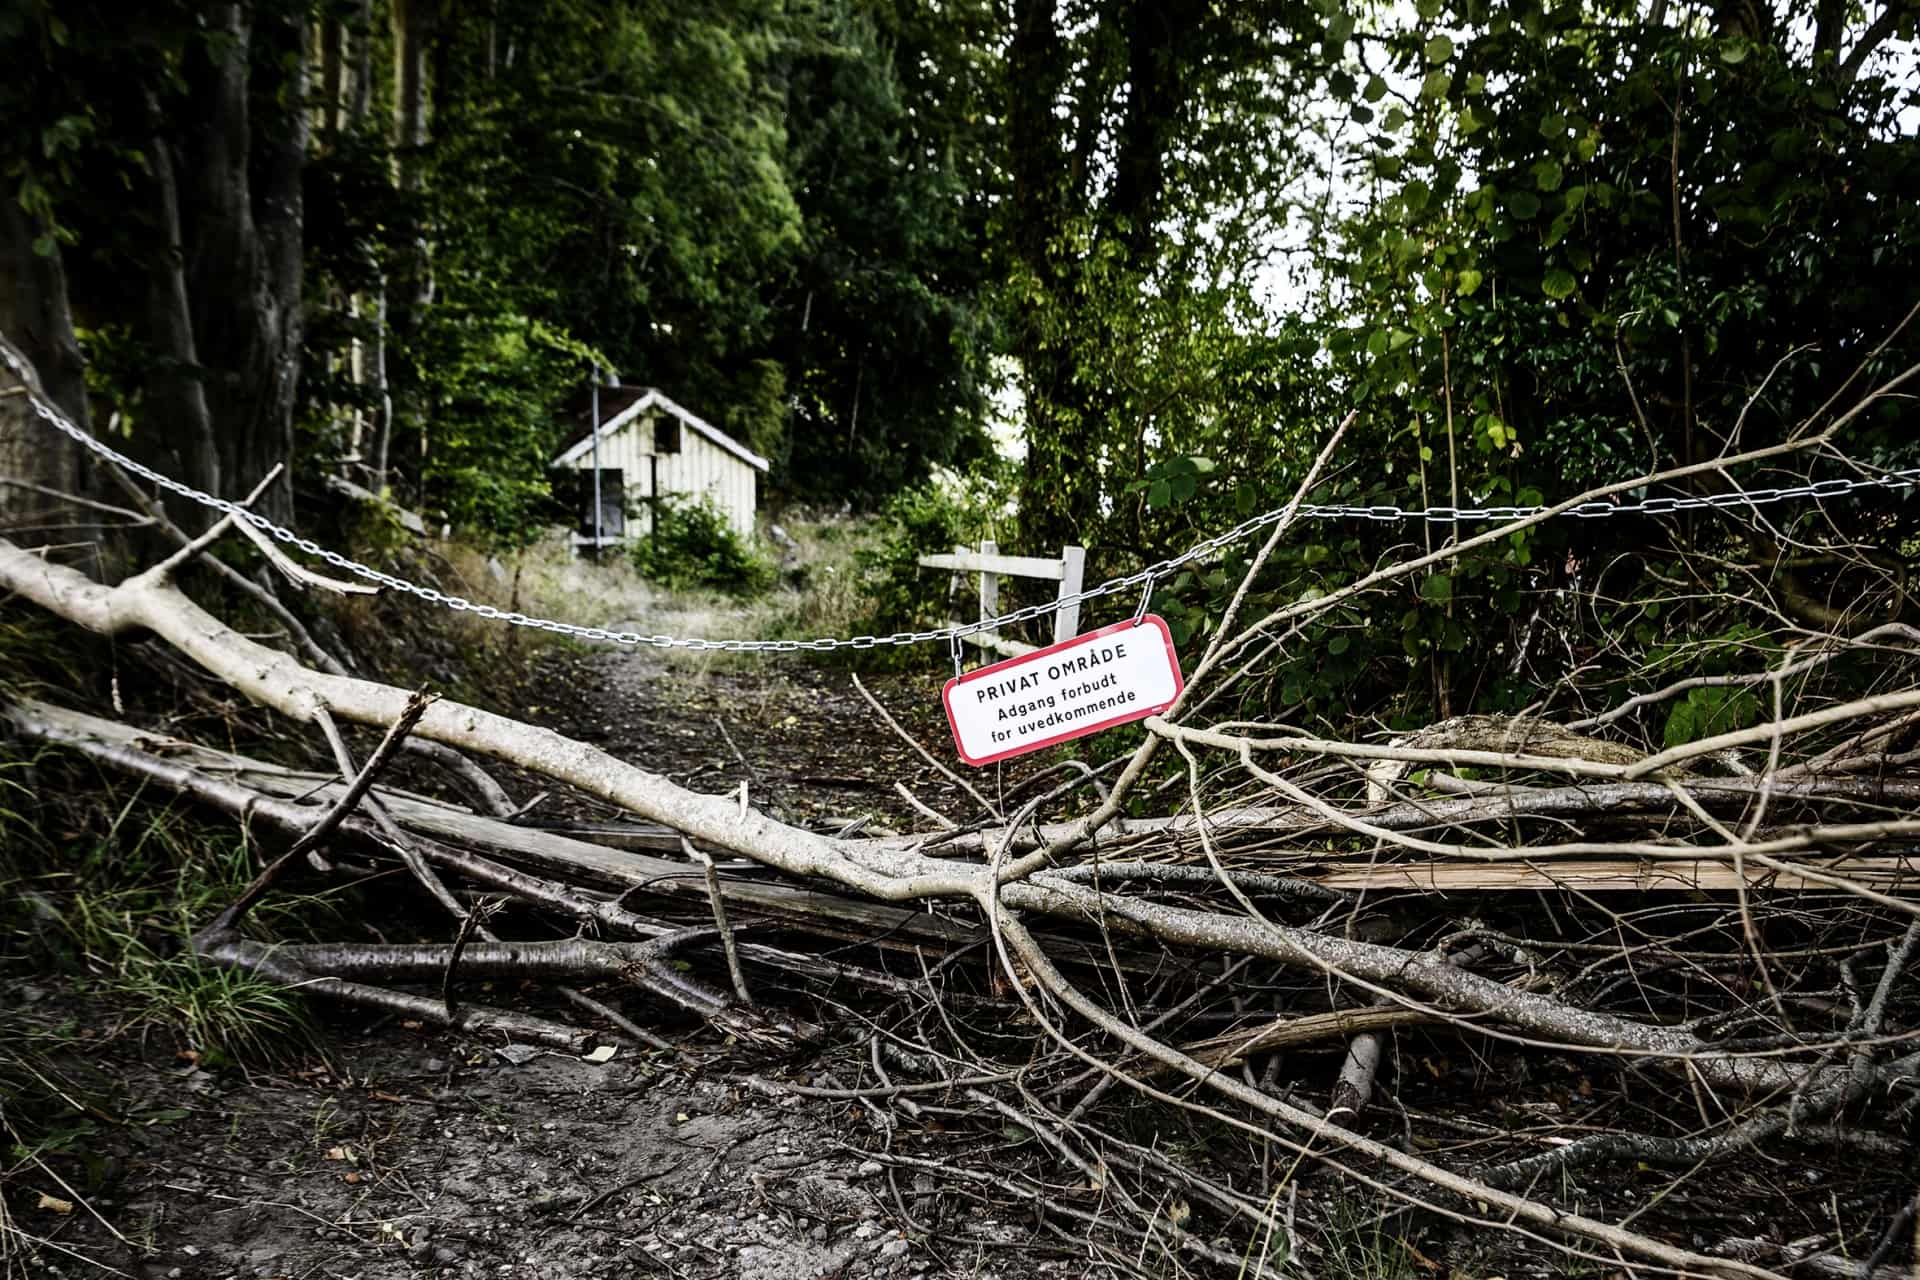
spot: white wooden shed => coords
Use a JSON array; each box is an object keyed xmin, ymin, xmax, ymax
[{"xmin": 550, "ymin": 386, "xmax": 770, "ymax": 552}]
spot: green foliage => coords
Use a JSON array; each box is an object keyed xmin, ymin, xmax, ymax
[
  {"xmin": 346, "ymin": 0, "xmax": 1001, "ymax": 531},
  {"xmin": 768, "ymin": 0, "xmax": 998, "ymax": 503},
  {"xmin": 2, "ymin": 777, "xmax": 322, "ymax": 1066},
  {"xmin": 628, "ymin": 496, "xmax": 776, "ymax": 597},
  {"xmin": 853, "ymin": 464, "xmax": 1016, "ymax": 646},
  {"xmin": 991, "ymin": 1, "xmax": 1920, "ymax": 731}
]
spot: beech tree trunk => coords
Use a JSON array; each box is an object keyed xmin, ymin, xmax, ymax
[
  {"xmin": 0, "ymin": 201, "xmax": 83, "ymax": 539},
  {"xmin": 172, "ymin": 2, "xmax": 309, "ymax": 524}
]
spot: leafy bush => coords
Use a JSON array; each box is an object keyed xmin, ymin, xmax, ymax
[
  {"xmin": 628, "ymin": 495, "xmax": 776, "ymax": 597},
  {"xmin": 853, "ymin": 463, "xmax": 1015, "ymax": 649}
]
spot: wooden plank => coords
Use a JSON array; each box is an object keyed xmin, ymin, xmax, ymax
[
  {"xmin": 1054, "ymin": 545, "xmax": 1085, "ymax": 643},
  {"xmin": 976, "ymin": 538, "xmax": 1001, "ymax": 657},
  {"xmin": 962, "ymin": 631, "xmax": 1034, "ymax": 658},
  {"xmin": 916, "ymin": 551, "xmax": 1068, "ymax": 580},
  {"xmin": 1305, "ymin": 858, "xmax": 1920, "ymax": 892}
]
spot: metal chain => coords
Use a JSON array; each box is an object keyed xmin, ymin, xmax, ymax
[{"xmin": 7, "ymin": 342, "xmax": 1917, "ymax": 654}]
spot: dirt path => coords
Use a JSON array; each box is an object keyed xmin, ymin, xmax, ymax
[
  {"xmin": 23, "ymin": 650, "xmax": 1082, "ymax": 1280},
  {"xmin": 527, "ymin": 647, "xmax": 1000, "ymax": 831},
  {"xmin": 28, "ymin": 1011, "xmax": 1067, "ymax": 1280}
]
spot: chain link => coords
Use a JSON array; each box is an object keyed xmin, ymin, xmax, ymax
[{"xmin": 7, "ymin": 342, "xmax": 1917, "ymax": 654}]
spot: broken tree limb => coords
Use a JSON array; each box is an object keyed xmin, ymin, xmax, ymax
[{"xmin": 203, "ymin": 687, "xmax": 433, "ymax": 936}]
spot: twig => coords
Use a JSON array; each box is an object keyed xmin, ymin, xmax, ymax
[
  {"xmin": 684, "ymin": 835, "xmax": 752, "ymax": 1005},
  {"xmin": 850, "ymin": 671, "xmax": 1001, "ymax": 821},
  {"xmin": 200, "ymin": 688, "xmax": 434, "ymax": 937}
]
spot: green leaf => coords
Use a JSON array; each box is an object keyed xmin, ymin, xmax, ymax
[
  {"xmin": 1419, "ymin": 69, "xmax": 1451, "ymax": 99},
  {"xmin": 1364, "ymin": 74, "xmax": 1389, "ymax": 102},
  {"xmin": 1719, "ymin": 39, "xmax": 1749, "ymax": 65},
  {"xmin": 1541, "ymin": 268, "xmax": 1577, "ymax": 300},
  {"xmin": 1420, "ymin": 574, "xmax": 1453, "ymax": 604},
  {"xmin": 1505, "ymin": 190, "xmax": 1541, "ymax": 219},
  {"xmin": 1366, "ymin": 329, "xmax": 1390, "ymax": 358},
  {"xmin": 1147, "ymin": 478, "xmax": 1171, "ymax": 509},
  {"xmin": 1424, "ymin": 34, "xmax": 1454, "ymax": 64},
  {"xmin": 1532, "ymin": 158, "xmax": 1563, "ymax": 191},
  {"xmin": 1328, "ymin": 12, "xmax": 1356, "ymax": 43},
  {"xmin": 1328, "ymin": 633, "xmax": 1351, "ymax": 655},
  {"xmin": 1662, "ymin": 701, "xmax": 1697, "ymax": 747},
  {"xmin": 1457, "ymin": 268, "xmax": 1483, "ymax": 296}
]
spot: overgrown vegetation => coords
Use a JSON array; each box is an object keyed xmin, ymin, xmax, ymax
[
  {"xmin": 4, "ymin": 2, "xmax": 1920, "ymax": 1274},
  {"xmin": 627, "ymin": 497, "xmax": 776, "ymax": 598}
]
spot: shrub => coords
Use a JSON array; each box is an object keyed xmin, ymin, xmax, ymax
[
  {"xmin": 853, "ymin": 463, "xmax": 1015, "ymax": 645},
  {"xmin": 628, "ymin": 495, "xmax": 776, "ymax": 597}
]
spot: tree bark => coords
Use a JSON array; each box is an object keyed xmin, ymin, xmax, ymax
[
  {"xmin": 172, "ymin": 2, "xmax": 308, "ymax": 523},
  {"xmin": 0, "ymin": 203, "xmax": 84, "ymax": 539},
  {"xmin": 142, "ymin": 123, "xmax": 221, "ymax": 507}
]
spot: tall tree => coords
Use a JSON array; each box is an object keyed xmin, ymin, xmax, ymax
[
  {"xmin": 999, "ymin": 0, "xmax": 1326, "ymax": 552},
  {"xmin": 0, "ymin": 1, "xmax": 310, "ymax": 523},
  {"xmin": 766, "ymin": 0, "xmax": 998, "ymax": 504}
]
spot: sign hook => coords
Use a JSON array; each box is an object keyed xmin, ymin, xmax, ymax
[
  {"xmin": 1132, "ymin": 572, "xmax": 1155, "ymax": 627},
  {"xmin": 949, "ymin": 630, "xmax": 964, "ymax": 679}
]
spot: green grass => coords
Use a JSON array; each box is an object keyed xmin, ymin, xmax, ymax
[
  {"xmin": 3, "ymin": 764, "xmax": 327, "ymax": 1066},
  {"xmin": 1316, "ymin": 1195, "xmax": 1417, "ymax": 1280}
]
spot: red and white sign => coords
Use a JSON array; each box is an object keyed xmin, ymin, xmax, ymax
[{"xmin": 943, "ymin": 616, "xmax": 1185, "ymax": 767}]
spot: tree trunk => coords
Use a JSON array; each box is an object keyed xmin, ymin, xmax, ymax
[
  {"xmin": 173, "ymin": 2, "xmax": 308, "ymax": 523},
  {"xmin": 1006, "ymin": 0, "xmax": 1098, "ymax": 553},
  {"xmin": 142, "ymin": 126, "xmax": 221, "ymax": 508},
  {"xmin": 388, "ymin": 0, "xmax": 436, "ymax": 497},
  {"xmin": 0, "ymin": 200, "xmax": 84, "ymax": 540},
  {"xmin": 319, "ymin": 17, "xmax": 345, "ymax": 145}
]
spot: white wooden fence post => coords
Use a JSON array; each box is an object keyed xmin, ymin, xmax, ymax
[
  {"xmin": 1054, "ymin": 545, "xmax": 1085, "ymax": 644},
  {"xmin": 918, "ymin": 540, "xmax": 1092, "ymax": 660},
  {"xmin": 978, "ymin": 539, "xmax": 999, "ymax": 649}
]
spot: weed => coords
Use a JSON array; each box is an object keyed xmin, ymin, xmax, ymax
[
  {"xmin": 1316, "ymin": 1194, "xmax": 1416, "ymax": 1280},
  {"xmin": 4, "ymin": 773, "xmax": 327, "ymax": 1066},
  {"xmin": 629, "ymin": 494, "xmax": 776, "ymax": 596},
  {"xmin": 109, "ymin": 946, "xmax": 315, "ymax": 1065}
]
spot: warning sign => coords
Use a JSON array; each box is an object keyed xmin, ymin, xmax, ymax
[{"xmin": 943, "ymin": 616, "xmax": 1184, "ymax": 767}]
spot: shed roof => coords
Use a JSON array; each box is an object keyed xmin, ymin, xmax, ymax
[{"xmin": 551, "ymin": 386, "xmax": 770, "ymax": 473}]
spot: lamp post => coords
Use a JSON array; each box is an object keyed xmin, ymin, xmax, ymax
[{"xmin": 589, "ymin": 368, "xmax": 603, "ymax": 558}]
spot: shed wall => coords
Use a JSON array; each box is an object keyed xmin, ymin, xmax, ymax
[{"xmin": 558, "ymin": 412, "xmax": 759, "ymax": 540}]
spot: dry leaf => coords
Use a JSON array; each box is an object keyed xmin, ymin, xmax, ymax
[
  {"xmin": 583, "ymin": 1045, "xmax": 617, "ymax": 1064},
  {"xmin": 37, "ymin": 1193, "xmax": 74, "ymax": 1215}
]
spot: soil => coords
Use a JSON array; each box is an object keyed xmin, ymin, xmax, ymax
[
  {"xmin": 9, "ymin": 646, "xmax": 1078, "ymax": 1280},
  {"xmin": 522, "ymin": 647, "xmax": 980, "ymax": 831},
  {"xmin": 14, "ymin": 1011, "xmax": 1056, "ymax": 1280}
]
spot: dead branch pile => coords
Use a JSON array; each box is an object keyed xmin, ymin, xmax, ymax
[{"xmin": 6, "ymin": 343, "xmax": 1920, "ymax": 1278}]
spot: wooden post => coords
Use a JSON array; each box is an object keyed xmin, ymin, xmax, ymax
[
  {"xmin": 1054, "ymin": 545, "xmax": 1085, "ymax": 644},
  {"xmin": 978, "ymin": 540, "xmax": 999, "ymax": 649}
]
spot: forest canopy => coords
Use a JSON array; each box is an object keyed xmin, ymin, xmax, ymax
[{"xmin": 2, "ymin": 0, "xmax": 1915, "ymax": 578}]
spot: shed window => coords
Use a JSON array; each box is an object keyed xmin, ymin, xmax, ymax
[
  {"xmin": 654, "ymin": 415, "xmax": 682, "ymax": 454},
  {"xmin": 573, "ymin": 468, "xmax": 624, "ymax": 539}
]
